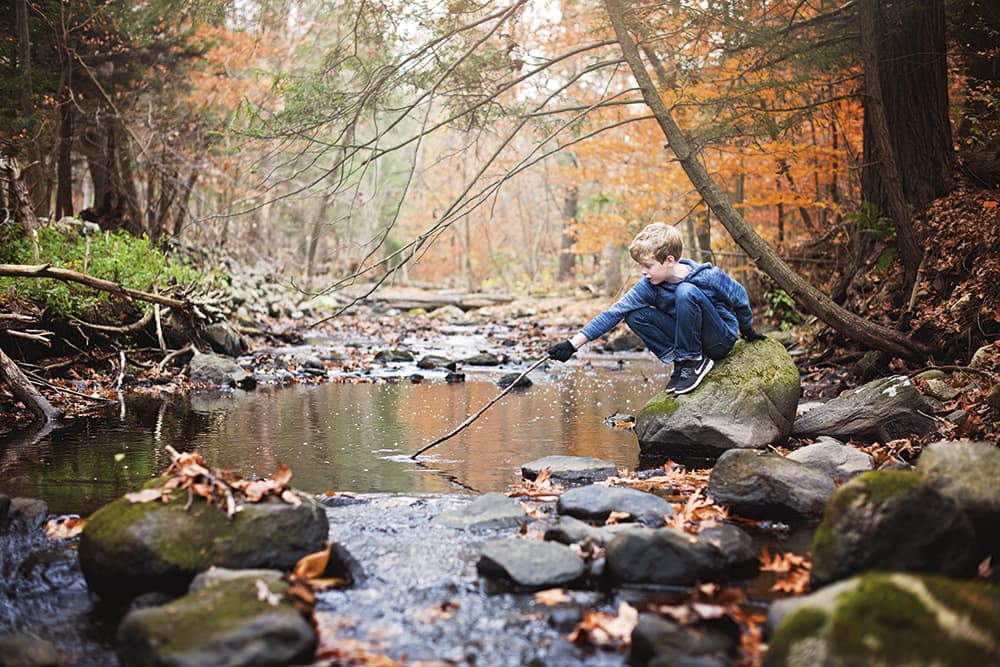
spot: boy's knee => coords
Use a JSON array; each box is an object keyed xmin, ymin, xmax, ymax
[{"xmin": 674, "ymin": 282, "xmax": 701, "ymax": 301}]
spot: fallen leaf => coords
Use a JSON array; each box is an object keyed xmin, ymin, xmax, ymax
[
  {"xmin": 534, "ymin": 588, "xmax": 571, "ymax": 606},
  {"xmin": 293, "ymin": 547, "xmax": 331, "ymax": 580},
  {"xmin": 568, "ymin": 601, "xmax": 638, "ymax": 649},
  {"xmin": 605, "ymin": 511, "xmax": 632, "ymax": 525},
  {"xmin": 45, "ymin": 515, "xmax": 87, "ymax": 540}
]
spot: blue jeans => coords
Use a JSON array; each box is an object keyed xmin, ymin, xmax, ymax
[{"xmin": 624, "ymin": 283, "xmax": 736, "ymax": 363}]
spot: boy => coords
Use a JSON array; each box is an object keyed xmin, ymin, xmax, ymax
[{"xmin": 547, "ymin": 222, "xmax": 764, "ymax": 394}]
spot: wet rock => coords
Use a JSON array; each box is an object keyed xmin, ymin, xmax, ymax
[
  {"xmin": 0, "ymin": 634, "xmax": 62, "ymax": 667},
  {"xmin": 764, "ymin": 573, "xmax": 1000, "ymax": 667},
  {"xmin": 601, "ymin": 331, "xmax": 643, "ymax": 352},
  {"xmin": 791, "ymin": 375, "xmax": 930, "ymax": 439},
  {"xmin": 786, "ymin": 436, "xmax": 874, "ymax": 482},
  {"xmin": 117, "ymin": 572, "xmax": 316, "ymax": 667},
  {"xmin": 291, "ymin": 352, "xmax": 325, "ymax": 370},
  {"xmin": 375, "ymin": 349, "xmax": 414, "ymax": 363},
  {"xmin": 444, "ymin": 372, "xmax": 466, "ymax": 383},
  {"xmin": 477, "ymin": 539, "xmax": 586, "ymax": 589},
  {"xmin": 461, "ymin": 352, "xmax": 501, "ymax": 366},
  {"xmin": 416, "ymin": 354, "xmax": 456, "ymax": 370},
  {"xmin": 810, "ymin": 470, "xmax": 978, "ymax": 588},
  {"xmin": 635, "ymin": 339, "xmax": 800, "ymax": 460},
  {"xmin": 556, "ymin": 484, "xmax": 675, "ymax": 527},
  {"xmin": 79, "ymin": 484, "xmax": 328, "ymax": 600},
  {"xmin": 707, "ymin": 449, "xmax": 835, "ymax": 520},
  {"xmin": 605, "ymin": 524, "xmax": 753, "ymax": 586},
  {"xmin": 630, "ymin": 612, "xmax": 738, "ymax": 667},
  {"xmin": 202, "ymin": 322, "xmax": 247, "ymax": 357},
  {"xmin": 0, "ymin": 497, "xmax": 48, "ymax": 533},
  {"xmin": 436, "ymin": 492, "xmax": 527, "ymax": 531},
  {"xmin": 543, "ymin": 515, "xmax": 632, "ymax": 547},
  {"xmin": 497, "ymin": 373, "xmax": 532, "ymax": 388},
  {"xmin": 521, "ymin": 455, "xmax": 617, "ymax": 486},
  {"xmin": 187, "ymin": 352, "xmax": 256, "ymax": 389},
  {"xmin": 916, "ymin": 440, "xmax": 1000, "ymax": 557}
]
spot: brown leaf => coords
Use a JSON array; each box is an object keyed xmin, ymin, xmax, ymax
[
  {"xmin": 272, "ymin": 462, "xmax": 293, "ymax": 488},
  {"xmin": 568, "ymin": 602, "xmax": 638, "ymax": 649},
  {"xmin": 533, "ymin": 588, "xmax": 571, "ymax": 606},
  {"xmin": 281, "ymin": 489, "xmax": 302, "ymax": 506},
  {"xmin": 294, "ymin": 547, "xmax": 331, "ymax": 580},
  {"xmin": 45, "ymin": 516, "xmax": 87, "ymax": 540}
]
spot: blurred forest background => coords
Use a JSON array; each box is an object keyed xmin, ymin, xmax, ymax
[{"xmin": 0, "ymin": 0, "xmax": 997, "ymax": 341}]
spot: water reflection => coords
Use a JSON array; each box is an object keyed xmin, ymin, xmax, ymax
[{"xmin": 0, "ymin": 357, "xmax": 664, "ymax": 515}]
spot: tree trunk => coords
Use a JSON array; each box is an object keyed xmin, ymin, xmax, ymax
[
  {"xmin": 860, "ymin": 0, "xmax": 952, "ymax": 215},
  {"xmin": 953, "ymin": 1, "xmax": 1000, "ymax": 185},
  {"xmin": 55, "ymin": 97, "xmax": 75, "ymax": 219},
  {"xmin": 558, "ymin": 185, "xmax": 578, "ymax": 280},
  {"xmin": 858, "ymin": 0, "xmax": 926, "ymax": 298},
  {"xmin": 0, "ymin": 343, "xmax": 62, "ymax": 423},
  {"xmin": 6, "ymin": 158, "xmax": 39, "ymax": 231},
  {"xmin": 604, "ymin": 0, "xmax": 932, "ymax": 360}
]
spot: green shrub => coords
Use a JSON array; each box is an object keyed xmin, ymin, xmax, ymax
[{"xmin": 0, "ymin": 226, "xmax": 202, "ymax": 317}]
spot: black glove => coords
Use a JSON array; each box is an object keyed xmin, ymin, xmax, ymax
[
  {"xmin": 547, "ymin": 340, "xmax": 577, "ymax": 362},
  {"xmin": 741, "ymin": 328, "xmax": 767, "ymax": 342}
]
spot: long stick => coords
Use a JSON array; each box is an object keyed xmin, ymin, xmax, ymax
[{"xmin": 411, "ymin": 354, "xmax": 550, "ymax": 459}]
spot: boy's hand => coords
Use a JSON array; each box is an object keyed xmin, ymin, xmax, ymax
[
  {"xmin": 741, "ymin": 328, "xmax": 767, "ymax": 342},
  {"xmin": 547, "ymin": 340, "xmax": 577, "ymax": 362}
]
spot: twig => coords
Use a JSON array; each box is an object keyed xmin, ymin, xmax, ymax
[
  {"xmin": 158, "ymin": 344, "xmax": 193, "ymax": 372},
  {"xmin": 4, "ymin": 329, "xmax": 54, "ymax": 346},
  {"xmin": 24, "ymin": 370, "xmax": 115, "ymax": 403},
  {"xmin": 411, "ymin": 354, "xmax": 549, "ymax": 459},
  {"xmin": 71, "ymin": 310, "xmax": 154, "ymax": 333}
]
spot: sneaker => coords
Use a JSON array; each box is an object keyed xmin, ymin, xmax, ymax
[
  {"xmin": 671, "ymin": 357, "xmax": 714, "ymax": 394},
  {"xmin": 665, "ymin": 363, "xmax": 682, "ymax": 393}
]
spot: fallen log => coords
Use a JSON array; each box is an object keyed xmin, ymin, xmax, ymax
[
  {"xmin": 0, "ymin": 263, "xmax": 189, "ymax": 311},
  {"xmin": 0, "ymin": 342, "xmax": 63, "ymax": 423}
]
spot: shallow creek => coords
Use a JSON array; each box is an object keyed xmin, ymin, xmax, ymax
[{"xmin": 0, "ymin": 351, "xmax": 805, "ymax": 665}]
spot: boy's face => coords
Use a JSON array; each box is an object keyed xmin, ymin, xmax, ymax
[{"xmin": 638, "ymin": 256, "xmax": 674, "ymax": 285}]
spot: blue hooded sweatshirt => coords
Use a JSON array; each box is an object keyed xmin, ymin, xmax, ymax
[{"xmin": 579, "ymin": 259, "xmax": 755, "ymax": 343}]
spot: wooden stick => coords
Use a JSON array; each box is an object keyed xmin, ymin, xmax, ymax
[
  {"xmin": 411, "ymin": 354, "xmax": 550, "ymax": 460},
  {"xmin": 0, "ymin": 263, "xmax": 188, "ymax": 310}
]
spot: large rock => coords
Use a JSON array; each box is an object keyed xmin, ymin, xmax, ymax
[
  {"xmin": 635, "ymin": 339, "xmax": 800, "ymax": 460},
  {"xmin": 604, "ymin": 524, "xmax": 755, "ymax": 586},
  {"xmin": 764, "ymin": 573, "xmax": 1000, "ymax": 667},
  {"xmin": 916, "ymin": 439, "xmax": 1000, "ymax": 558},
  {"xmin": 786, "ymin": 436, "xmax": 874, "ymax": 482},
  {"xmin": 436, "ymin": 492, "xmax": 527, "ymax": 530},
  {"xmin": 810, "ymin": 470, "xmax": 978, "ymax": 588},
  {"xmin": 117, "ymin": 571, "xmax": 316, "ymax": 667},
  {"xmin": 79, "ymin": 485, "xmax": 329, "ymax": 599},
  {"xmin": 791, "ymin": 375, "xmax": 929, "ymax": 439},
  {"xmin": 630, "ymin": 612, "xmax": 738, "ymax": 667},
  {"xmin": 477, "ymin": 539, "xmax": 586, "ymax": 590},
  {"xmin": 521, "ymin": 455, "xmax": 617, "ymax": 486},
  {"xmin": 707, "ymin": 449, "xmax": 836, "ymax": 520},
  {"xmin": 187, "ymin": 352, "xmax": 256, "ymax": 389},
  {"xmin": 556, "ymin": 484, "xmax": 675, "ymax": 527}
]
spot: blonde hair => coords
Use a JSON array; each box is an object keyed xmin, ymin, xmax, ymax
[{"xmin": 628, "ymin": 222, "xmax": 683, "ymax": 262}]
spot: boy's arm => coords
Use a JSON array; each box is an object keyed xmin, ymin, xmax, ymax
[
  {"xmin": 548, "ymin": 282, "xmax": 649, "ymax": 362},
  {"xmin": 717, "ymin": 270, "xmax": 764, "ymax": 339}
]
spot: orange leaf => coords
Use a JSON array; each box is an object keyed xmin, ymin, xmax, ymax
[{"xmin": 293, "ymin": 547, "xmax": 331, "ymax": 580}]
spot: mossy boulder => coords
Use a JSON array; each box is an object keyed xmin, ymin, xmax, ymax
[
  {"xmin": 117, "ymin": 571, "xmax": 316, "ymax": 667},
  {"xmin": 764, "ymin": 573, "xmax": 1000, "ymax": 667},
  {"xmin": 810, "ymin": 470, "xmax": 978, "ymax": 588},
  {"xmin": 79, "ymin": 484, "xmax": 329, "ymax": 600},
  {"xmin": 635, "ymin": 338, "xmax": 800, "ymax": 461}
]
